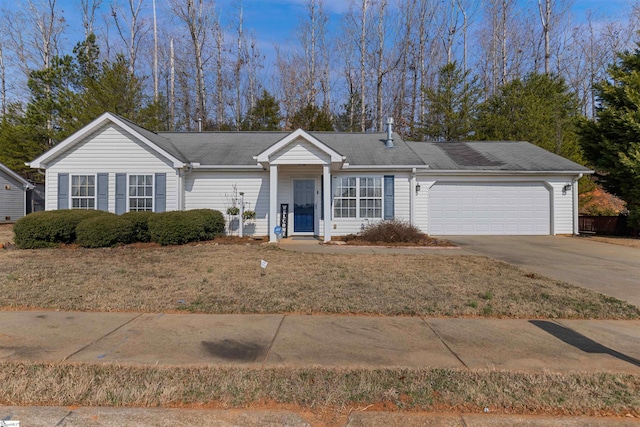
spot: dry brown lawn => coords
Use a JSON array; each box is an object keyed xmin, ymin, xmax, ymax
[
  {"xmin": 1, "ymin": 241, "xmax": 637, "ymax": 318},
  {"xmin": 588, "ymin": 236, "xmax": 640, "ymax": 249},
  {"xmin": 0, "ymin": 362, "xmax": 638, "ymax": 419},
  {"xmin": 0, "ymin": 224, "xmax": 13, "ymax": 245}
]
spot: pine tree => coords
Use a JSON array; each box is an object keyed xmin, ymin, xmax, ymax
[
  {"xmin": 290, "ymin": 103, "xmax": 333, "ymax": 131},
  {"xmin": 242, "ymin": 89, "xmax": 281, "ymax": 131},
  {"xmin": 579, "ymin": 45, "xmax": 640, "ymax": 228},
  {"xmin": 420, "ymin": 62, "xmax": 481, "ymax": 141},
  {"xmin": 475, "ymin": 73, "xmax": 582, "ymax": 162}
]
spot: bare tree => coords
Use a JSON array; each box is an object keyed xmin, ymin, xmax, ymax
[
  {"xmin": 538, "ymin": 0, "xmax": 551, "ymax": 74},
  {"xmin": 0, "ymin": 42, "xmax": 6, "ymax": 116},
  {"xmin": 168, "ymin": 0, "xmax": 211, "ymax": 126},
  {"xmin": 111, "ymin": 0, "xmax": 148, "ymax": 75},
  {"xmin": 79, "ymin": 0, "xmax": 102, "ymax": 39},
  {"xmin": 152, "ymin": 0, "xmax": 158, "ymax": 103}
]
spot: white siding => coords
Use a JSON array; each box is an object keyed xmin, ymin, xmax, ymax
[
  {"xmin": 548, "ymin": 178, "xmax": 575, "ymax": 234},
  {"xmin": 414, "ymin": 179, "xmax": 434, "ymax": 233},
  {"xmin": 184, "ymin": 170, "xmax": 270, "ymax": 236},
  {"xmin": 0, "ymin": 171, "xmax": 26, "ymax": 223},
  {"xmin": 45, "ymin": 124, "xmax": 179, "ymax": 212},
  {"xmin": 270, "ymin": 138, "xmax": 330, "ymax": 165}
]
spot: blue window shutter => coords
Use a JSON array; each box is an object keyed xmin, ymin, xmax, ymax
[
  {"xmin": 384, "ymin": 175, "xmax": 394, "ymax": 220},
  {"xmin": 115, "ymin": 173, "xmax": 126, "ymax": 214},
  {"xmin": 97, "ymin": 173, "xmax": 108, "ymax": 211},
  {"xmin": 57, "ymin": 173, "xmax": 69, "ymax": 209},
  {"xmin": 155, "ymin": 173, "xmax": 166, "ymax": 213}
]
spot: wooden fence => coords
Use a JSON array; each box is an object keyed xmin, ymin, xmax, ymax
[{"xmin": 579, "ymin": 215, "xmax": 629, "ymax": 235}]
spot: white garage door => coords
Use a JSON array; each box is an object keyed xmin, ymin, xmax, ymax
[{"xmin": 429, "ymin": 182, "xmax": 550, "ymax": 235}]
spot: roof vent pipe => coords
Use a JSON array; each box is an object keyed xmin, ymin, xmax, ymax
[
  {"xmin": 385, "ymin": 117, "xmax": 394, "ymax": 148},
  {"xmin": 198, "ymin": 117, "xmax": 202, "ymax": 132}
]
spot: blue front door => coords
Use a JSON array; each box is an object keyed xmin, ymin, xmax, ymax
[{"xmin": 294, "ymin": 180, "xmax": 315, "ymax": 232}]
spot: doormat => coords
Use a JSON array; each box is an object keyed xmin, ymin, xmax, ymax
[{"xmin": 290, "ymin": 236, "xmax": 320, "ymax": 241}]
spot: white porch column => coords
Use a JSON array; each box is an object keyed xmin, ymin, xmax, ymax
[
  {"xmin": 410, "ymin": 172, "xmax": 416, "ymax": 226},
  {"xmin": 269, "ymin": 165, "xmax": 278, "ymax": 242},
  {"xmin": 323, "ymin": 165, "xmax": 331, "ymax": 242}
]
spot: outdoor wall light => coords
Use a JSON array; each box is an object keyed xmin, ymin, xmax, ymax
[
  {"xmin": 415, "ymin": 183, "xmax": 421, "ymax": 195},
  {"xmin": 563, "ymin": 184, "xmax": 572, "ymax": 192}
]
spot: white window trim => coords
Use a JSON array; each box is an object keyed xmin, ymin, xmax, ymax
[
  {"xmin": 127, "ymin": 173, "xmax": 154, "ymax": 212},
  {"xmin": 333, "ymin": 175, "xmax": 383, "ymax": 220},
  {"xmin": 70, "ymin": 174, "xmax": 97, "ymax": 210}
]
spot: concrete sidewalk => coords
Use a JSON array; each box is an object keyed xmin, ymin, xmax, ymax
[
  {"xmin": 2, "ymin": 406, "xmax": 639, "ymax": 427},
  {"xmin": 1, "ymin": 310, "xmax": 639, "ymax": 426},
  {"xmin": 1, "ymin": 310, "xmax": 638, "ymax": 373}
]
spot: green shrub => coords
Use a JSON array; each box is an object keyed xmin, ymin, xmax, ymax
[
  {"xmin": 348, "ymin": 220, "xmax": 426, "ymax": 243},
  {"xmin": 76, "ymin": 213, "xmax": 136, "ymax": 248},
  {"xmin": 148, "ymin": 209, "xmax": 225, "ymax": 246},
  {"xmin": 188, "ymin": 209, "xmax": 226, "ymax": 240},
  {"xmin": 14, "ymin": 209, "xmax": 109, "ymax": 249},
  {"xmin": 121, "ymin": 211, "xmax": 155, "ymax": 242}
]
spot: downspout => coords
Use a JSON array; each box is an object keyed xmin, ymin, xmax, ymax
[{"xmin": 573, "ymin": 173, "xmax": 583, "ymax": 235}]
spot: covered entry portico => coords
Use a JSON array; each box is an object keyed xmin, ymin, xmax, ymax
[{"xmin": 255, "ymin": 129, "xmax": 345, "ymax": 243}]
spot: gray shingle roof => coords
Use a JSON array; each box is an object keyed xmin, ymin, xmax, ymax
[
  {"xmin": 407, "ymin": 141, "xmax": 591, "ymax": 172},
  {"xmin": 145, "ymin": 126, "xmax": 589, "ymax": 173},
  {"xmin": 158, "ymin": 131, "xmax": 425, "ymax": 166}
]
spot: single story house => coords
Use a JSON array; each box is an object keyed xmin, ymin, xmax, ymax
[
  {"xmin": 28, "ymin": 112, "xmax": 592, "ymax": 242},
  {"xmin": 0, "ymin": 162, "xmax": 35, "ymax": 223}
]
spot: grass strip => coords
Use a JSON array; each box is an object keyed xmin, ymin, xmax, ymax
[
  {"xmin": 1, "ymin": 244, "xmax": 638, "ymax": 319},
  {"xmin": 0, "ymin": 362, "xmax": 638, "ymax": 416}
]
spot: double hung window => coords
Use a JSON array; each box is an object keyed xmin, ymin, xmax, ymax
[
  {"xmin": 71, "ymin": 175, "xmax": 95, "ymax": 209},
  {"xmin": 333, "ymin": 177, "xmax": 382, "ymax": 219},
  {"xmin": 129, "ymin": 175, "xmax": 153, "ymax": 211}
]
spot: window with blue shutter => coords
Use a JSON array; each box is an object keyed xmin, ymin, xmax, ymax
[
  {"xmin": 57, "ymin": 173, "xmax": 69, "ymax": 209},
  {"xmin": 115, "ymin": 173, "xmax": 126, "ymax": 214},
  {"xmin": 97, "ymin": 173, "xmax": 108, "ymax": 211},
  {"xmin": 384, "ymin": 175, "xmax": 394, "ymax": 220},
  {"xmin": 155, "ymin": 173, "xmax": 166, "ymax": 213}
]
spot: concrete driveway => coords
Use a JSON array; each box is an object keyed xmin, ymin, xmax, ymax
[{"xmin": 444, "ymin": 236, "xmax": 640, "ymax": 307}]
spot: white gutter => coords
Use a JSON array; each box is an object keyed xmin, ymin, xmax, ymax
[
  {"xmin": 341, "ymin": 165, "xmax": 429, "ymax": 170},
  {"xmin": 416, "ymin": 170, "xmax": 593, "ymax": 176},
  {"xmin": 190, "ymin": 164, "xmax": 265, "ymax": 170}
]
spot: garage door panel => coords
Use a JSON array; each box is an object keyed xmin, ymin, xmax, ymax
[{"xmin": 429, "ymin": 182, "xmax": 550, "ymax": 235}]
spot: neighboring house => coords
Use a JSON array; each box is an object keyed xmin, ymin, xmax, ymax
[
  {"xmin": 28, "ymin": 112, "xmax": 592, "ymax": 242},
  {"xmin": 0, "ymin": 162, "xmax": 35, "ymax": 223}
]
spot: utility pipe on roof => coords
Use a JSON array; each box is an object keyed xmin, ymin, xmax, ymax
[{"xmin": 385, "ymin": 117, "xmax": 394, "ymax": 148}]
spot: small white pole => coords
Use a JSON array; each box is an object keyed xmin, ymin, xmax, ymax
[{"xmin": 239, "ymin": 192, "xmax": 245, "ymax": 238}]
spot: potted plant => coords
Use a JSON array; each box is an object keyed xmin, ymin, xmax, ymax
[
  {"xmin": 242, "ymin": 210, "xmax": 257, "ymax": 221},
  {"xmin": 227, "ymin": 206, "xmax": 240, "ymax": 216}
]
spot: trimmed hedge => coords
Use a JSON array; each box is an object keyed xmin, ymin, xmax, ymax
[
  {"xmin": 76, "ymin": 213, "xmax": 136, "ymax": 248},
  {"xmin": 14, "ymin": 210, "xmax": 109, "ymax": 249},
  {"xmin": 14, "ymin": 208, "xmax": 226, "ymax": 248},
  {"xmin": 121, "ymin": 211, "xmax": 154, "ymax": 243},
  {"xmin": 148, "ymin": 209, "xmax": 225, "ymax": 246}
]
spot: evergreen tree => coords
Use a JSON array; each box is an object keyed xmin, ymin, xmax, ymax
[
  {"xmin": 24, "ymin": 54, "xmax": 83, "ymax": 147},
  {"xmin": 475, "ymin": 73, "xmax": 582, "ymax": 162},
  {"xmin": 290, "ymin": 103, "xmax": 334, "ymax": 131},
  {"xmin": 242, "ymin": 90, "xmax": 281, "ymax": 131},
  {"xmin": 335, "ymin": 92, "xmax": 372, "ymax": 132},
  {"xmin": 579, "ymin": 45, "xmax": 640, "ymax": 228},
  {"xmin": 0, "ymin": 104, "xmax": 42, "ymax": 180},
  {"xmin": 420, "ymin": 62, "xmax": 481, "ymax": 141}
]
